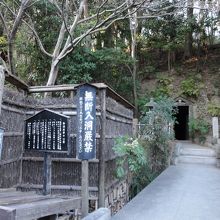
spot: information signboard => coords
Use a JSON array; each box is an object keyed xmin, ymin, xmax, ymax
[
  {"xmin": 24, "ymin": 109, "xmax": 68, "ymax": 152},
  {"xmin": 76, "ymin": 84, "xmax": 96, "ymax": 160}
]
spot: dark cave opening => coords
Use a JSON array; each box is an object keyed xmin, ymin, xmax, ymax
[{"xmin": 174, "ymin": 106, "xmax": 189, "ymax": 140}]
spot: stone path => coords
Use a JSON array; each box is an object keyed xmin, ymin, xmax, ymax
[{"xmin": 111, "ymin": 143, "xmax": 220, "ymax": 220}]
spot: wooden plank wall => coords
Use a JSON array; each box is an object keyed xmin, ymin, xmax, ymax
[
  {"xmin": 104, "ymin": 96, "xmax": 133, "ymax": 212},
  {"xmin": 0, "ymin": 89, "xmax": 26, "ymax": 187},
  {"xmin": 0, "ymin": 87, "xmax": 134, "ymax": 212}
]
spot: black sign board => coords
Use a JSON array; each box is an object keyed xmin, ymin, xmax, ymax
[
  {"xmin": 24, "ymin": 109, "xmax": 68, "ymax": 152},
  {"xmin": 76, "ymin": 84, "xmax": 96, "ymax": 160}
]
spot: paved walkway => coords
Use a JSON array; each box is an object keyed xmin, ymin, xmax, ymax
[{"xmin": 111, "ymin": 164, "xmax": 220, "ymax": 220}]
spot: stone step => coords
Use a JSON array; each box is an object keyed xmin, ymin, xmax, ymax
[
  {"xmin": 180, "ymin": 147, "xmax": 216, "ymax": 157},
  {"xmin": 178, "ymin": 155, "xmax": 217, "ymax": 165}
]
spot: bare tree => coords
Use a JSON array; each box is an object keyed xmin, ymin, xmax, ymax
[
  {"xmin": 1, "ymin": 0, "xmax": 148, "ymax": 85},
  {"xmin": 44, "ymin": 0, "xmax": 149, "ymax": 86}
]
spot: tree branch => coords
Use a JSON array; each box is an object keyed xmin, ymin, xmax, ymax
[
  {"xmin": 58, "ymin": 9, "xmax": 129, "ymax": 59},
  {"xmin": 2, "ymin": 2, "xmax": 53, "ymax": 58},
  {"xmin": 24, "ymin": 21, "xmax": 53, "ymax": 57},
  {"xmin": 59, "ymin": 0, "xmax": 86, "ymax": 57},
  {"xmin": 0, "ymin": 12, "xmax": 9, "ymax": 37}
]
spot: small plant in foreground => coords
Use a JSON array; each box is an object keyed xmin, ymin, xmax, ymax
[
  {"xmin": 113, "ymin": 136, "xmax": 146, "ymax": 179},
  {"xmin": 189, "ymin": 117, "xmax": 209, "ymax": 144}
]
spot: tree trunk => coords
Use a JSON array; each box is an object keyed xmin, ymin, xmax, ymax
[
  {"xmin": 130, "ymin": 13, "xmax": 138, "ymax": 118},
  {"xmin": 196, "ymin": 37, "xmax": 202, "ymax": 72},
  {"xmin": 83, "ymin": 0, "xmax": 91, "ymax": 48},
  {"xmin": 168, "ymin": 50, "xmax": 171, "ymax": 73},
  {"xmin": 96, "ymin": 33, "xmax": 102, "ymax": 50},
  {"xmin": 104, "ymin": 26, "xmax": 114, "ymax": 48},
  {"xmin": 8, "ymin": 40, "xmax": 16, "ymax": 75},
  {"xmin": 132, "ymin": 61, "xmax": 138, "ymax": 118},
  {"xmin": 44, "ymin": 60, "xmax": 59, "ymax": 97},
  {"xmin": 183, "ymin": 0, "xmax": 194, "ymax": 59},
  {"xmin": 46, "ymin": 60, "xmax": 59, "ymax": 86},
  {"xmin": 83, "ymin": 0, "xmax": 88, "ymax": 18}
]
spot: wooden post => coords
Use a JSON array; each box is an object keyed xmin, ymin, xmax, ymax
[
  {"xmin": 43, "ymin": 152, "xmax": 52, "ymax": 195},
  {"xmin": 132, "ymin": 118, "xmax": 138, "ymax": 137},
  {"xmin": 98, "ymin": 89, "xmax": 106, "ymax": 208},
  {"xmin": 81, "ymin": 160, "xmax": 89, "ymax": 217},
  {"xmin": 212, "ymin": 117, "xmax": 219, "ymax": 140},
  {"xmin": 70, "ymin": 90, "xmax": 74, "ymax": 99},
  {"xmin": 0, "ymin": 66, "xmax": 5, "ymax": 114}
]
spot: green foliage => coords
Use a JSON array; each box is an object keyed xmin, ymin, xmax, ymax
[
  {"xmin": 137, "ymin": 94, "xmax": 151, "ymax": 115},
  {"xmin": 58, "ymin": 48, "xmax": 95, "ymax": 84},
  {"xmin": 152, "ymin": 75, "xmax": 173, "ymax": 98},
  {"xmin": 189, "ymin": 118, "xmax": 209, "ymax": 144},
  {"xmin": 113, "ymin": 136, "xmax": 156, "ymax": 197},
  {"xmin": 139, "ymin": 97, "xmax": 176, "ymax": 190},
  {"xmin": 208, "ymin": 103, "xmax": 220, "ymax": 117},
  {"xmin": 113, "ymin": 136, "xmax": 146, "ymax": 179},
  {"xmin": 114, "ymin": 97, "xmax": 176, "ymax": 197},
  {"xmin": 90, "ymin": 48, "xmax": 134, "ymax": 100},
  {"xmin": 140, "ymin": 97, "xmax": 176, "ymax": 146},
  {"xmin": 59, "ymin": 48, "xmax": 134, "ymax": 101},
  {"xmin": 140, "ymin": 1, "xmax": 185, "ymax": 52},
  {"xmin": 0, "ymin": 36, "xmax": 7, "ymax": 49},
  {"xmin": 139, "ymin": 97, "xmax": 176, "ymax": 177},
  {"xmin": 180, "ymin": 77, "xmax": 204, "ymax": 98}
]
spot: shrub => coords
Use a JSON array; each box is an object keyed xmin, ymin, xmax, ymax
[
  {"xmin": 208, "ymin": 103, "xmax": 220, "ymax": 117},
  {"xmin": 188, "ymin": 118, "xmax": 209, "ymax": 144},
  {"xmin": 113, "ymin": 97, "xmax": 176, "ymax": 198},
  {"xmin": 113, "ymin": 136, "xmax": 146, "ymax": 180},
  {"xmin": 180, "ymin": 78, "xmax": 204, "ymax": 98}
]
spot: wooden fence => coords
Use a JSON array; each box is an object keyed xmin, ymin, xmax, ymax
[{"xmin": 0, "ymin": 83, "xmax": 134, "ymax": 213}]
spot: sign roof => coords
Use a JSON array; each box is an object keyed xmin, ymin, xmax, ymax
[{"xmin": 25, "ymin": 109, "xmax": 69, "ymax": 121}]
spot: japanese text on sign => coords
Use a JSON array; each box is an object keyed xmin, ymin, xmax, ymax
[
  {"xmin": 24, "ymin": 110, "xmax": 68, "ymax": 152},
  {"xmin": 77, "ymin": 84, "xmax": 96, "ymax": 160}
]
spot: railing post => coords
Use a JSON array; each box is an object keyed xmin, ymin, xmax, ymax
[
  {"xmin": 212, "ymin": 117, "xmax": 219, "ymax": 140},
  {"xmin": 132, "ymin": 119, "xmax": 138, "ymax": 137},
  {"xmin": 0, "ymin": 66, "xmax": 5, "ymax": 114}
]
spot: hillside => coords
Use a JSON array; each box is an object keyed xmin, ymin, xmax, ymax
[{"xmin": 140, "ymin": 46, "xmax": 220, "ymax": 114}]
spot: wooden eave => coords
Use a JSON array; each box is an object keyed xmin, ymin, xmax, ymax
[
  {"xmin": 174, "ymin": 95, "xmax": 195, "ymax": 106},
  {"xmin": 28, "ymin": 83, "xmax": 135, "ymax": 110},
  {"xmin": 5, "ymin": 72, "xmax": 29, "ymax": 91}
]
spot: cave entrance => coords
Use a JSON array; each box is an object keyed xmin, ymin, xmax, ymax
[{"xmin": 174, "ymin": 101, "xmax": 190, "ymax": 140}]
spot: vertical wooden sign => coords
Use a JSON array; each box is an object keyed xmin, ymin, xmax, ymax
[
  {"xmin": 76, "ymin": 84, "xmax": 96, "ymax": 160},
  {"xmin": 76, "ymin": 84, "xmax": 97, "ymax": 217}
]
